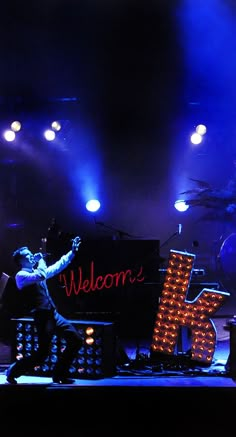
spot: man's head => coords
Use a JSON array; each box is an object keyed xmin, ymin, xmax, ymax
[{"xmin": 12, "ymin": 247, "xmax": 35, "ymax": 269}]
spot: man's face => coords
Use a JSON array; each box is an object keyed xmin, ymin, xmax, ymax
[{"xmin": 20, "ymin": 248, "xmax": 36, "ymax": 268}]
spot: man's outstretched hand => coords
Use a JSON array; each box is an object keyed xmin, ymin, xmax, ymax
[{"xmin": 72, "ymin": 236, "xmax": 82, "ymax": 253}]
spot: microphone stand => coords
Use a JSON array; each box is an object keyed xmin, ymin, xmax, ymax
[
  {"xmin": 160, "ymin": 230, "xmax": 179, "ymax": 249},
  {"xmin": 94, "ymin": 219, "xmax": 142, "ymax": 239}
]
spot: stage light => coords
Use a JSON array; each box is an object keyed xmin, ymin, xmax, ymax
[
  {"xmin": 3, "ymin": 129, "xmax": 16, "ymax": 142},
  {"xmin": 86, "ymin": 327, "xmax": 94, "ymax": 335},
  {"xmin": 174, "ymin": 200, "xmax": 189, "ymax": 212},
  {"xmin": 51, "ymin": 121, "xmax": 61, "ymax": 131},
  {"xmin": 11, "ymin": 318, "xmax": 116, "ymax": 379},
  {"xmin": 11, "ymin": 121, "xmax": 22, "ymax": 132},
  {"xmin": 86, "ymin": 337, "xmax": 95, "ymax": 345},
  {"xmin": 44, "ymin": 129, "xmax": 56, "ymax": 141},
  {"xmin": 86, "ymin": 199, "xmax": 101, "ymax": 212},
  {"xmin": 190, "ymin": 132, "xmax": 202, "ymax": 145},
  {"xmin": 196, "ymin": 124, "xmax": 207, "ymax": 135}
]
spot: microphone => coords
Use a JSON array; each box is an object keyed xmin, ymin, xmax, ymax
[
  {"xmin": 178, "ymin": 224, "xmax": 182, "ymax": 235},
  {"xmin": 33, "ymin": 252, "xmax": 51, "ymax": 262}
]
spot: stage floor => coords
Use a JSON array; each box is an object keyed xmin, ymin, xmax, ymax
[
  {"xmin": 0, "ymin": 318, "xmax": 235, "ymax": 437},
  {"xmin": 0, "ymin": 338, "xmax": 235, "ymax": 437},
  {"xmin": 0, "ymin": 337, "xmax": 231, "ymax": 385},
  {"xmin": 0, "ymin": 316, "xmax": 232, "ymax": 386},
  {"xmin": 0, "ymin": 369, "xmax": 236, "ymax": 437}
]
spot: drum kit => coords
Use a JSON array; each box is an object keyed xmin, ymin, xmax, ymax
[{"xmin": 181, "ymin": 176, "xmax": 236, "ymax": 296}]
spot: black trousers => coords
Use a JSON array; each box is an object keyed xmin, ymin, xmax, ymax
[{"xmin": 10, "ymin": 309, "xmax": 83, "ymax": 379}]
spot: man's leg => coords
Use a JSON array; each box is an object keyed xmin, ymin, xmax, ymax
[
  {"xmin": 52, "ymin": 311, "xmax": 83, "ymax": 383},
  {"xmin": 6, "ymin": 311, "xmax": 54, "ymax": 384}
]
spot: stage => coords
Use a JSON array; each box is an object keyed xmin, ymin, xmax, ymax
[
  {"xmin": 0, "ymin": 274, "xmax": 235, "ymax": 437},
  {"xmin": 0, "ymin": 371, "xmax": 235, "ymax": 437},
  {"xmin": 0, "ymin": 326, "xmax": 235, "ymax": 437}
]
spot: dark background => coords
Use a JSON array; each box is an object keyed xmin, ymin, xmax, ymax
[
  {"xmin": 1, "ymin": 0, "xmax": 236, "ymax": 315},
  {"xmin": 50, "ymin": 239, "xmax": 161, "ymax": 340}
]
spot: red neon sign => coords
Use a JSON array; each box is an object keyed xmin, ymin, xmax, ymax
[{"xmin": 59, "ymin": 260, "xmax": 145, "ymax": 296}]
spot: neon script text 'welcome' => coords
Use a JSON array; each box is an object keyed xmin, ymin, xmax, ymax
[{"xmin": 59, "ymin": 260, "xmax": 145, "ymax": 296}]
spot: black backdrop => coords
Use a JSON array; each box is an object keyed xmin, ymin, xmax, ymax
[
  {"xmin": 0, "ymin": 239, "xmax": 161, "ymax": 344},
  {"xmin": 48, "ymin": 239, "xmax": 161, "ymax": 340}
]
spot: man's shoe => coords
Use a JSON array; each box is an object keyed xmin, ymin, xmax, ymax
[
  {"xmin": 6, "ymin": 365, "xmax": 18, "ymax": 385},
  {"xmin": 52, "ymin": 377, "xmax": 76, "ymax": 384}
]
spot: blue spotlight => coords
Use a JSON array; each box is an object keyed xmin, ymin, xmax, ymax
[
  {"xmin": 44, "ymin": 129, "xmax": 56, "ymax": 141},
  {"xmin": 190, "ymin": 132, "xmax": 202, "ymax": 145},
  {"xmin": 3, "ymin": 130, "xmax": 16, "ymax": 142},
  {"xmin": 86, "ymin": 199, "xmax": 101, "ymax": 213},
  {"xmin": 174, "ymin": 200, "xmax": 189, "ymax": 212},
  {"xmin": 196, "ymin": 124, "xmax": 207, "ymax": 135}
]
